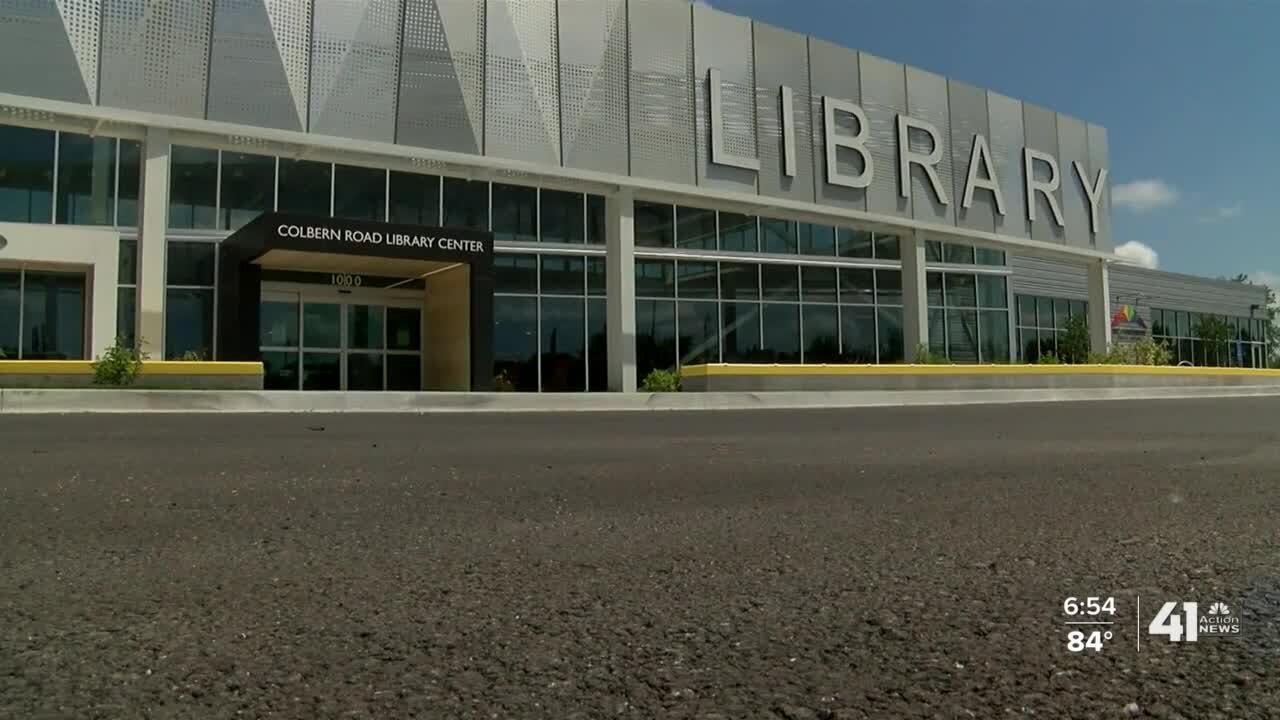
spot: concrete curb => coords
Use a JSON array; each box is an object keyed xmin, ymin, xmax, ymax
[{"xmin": 3, "ymin": 385, "xmax": 1280, "ymax": 414}]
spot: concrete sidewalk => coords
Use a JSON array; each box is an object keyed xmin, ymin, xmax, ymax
[{"xmin": 4, "ymin": 384, "xmax": 1280, "ymax": 413}]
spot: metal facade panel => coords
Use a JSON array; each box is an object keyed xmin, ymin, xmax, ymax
[
  {"xmin": 99, "ymin": 0, "xmax": 214, "ymax": 117},
  {"xmin": 207, "ymin": 0, "xmax": 310, "ymax": 131},
  {"xmin": 485, "ymin": 0, "xmax": 560, "ymax": 165},
  {"xmin": 986, "ymin": 91, "xmax": 1027, "ymax": 239},
  {"xmin": 751, "ymin": 22, "xmax": 813, "ymax": 204},
  {"xmin": 692, "ymin": 4, "xmax": 757, "ymax": 194},
  {"xmin": 1055, "ymin": 114, "xmax": 1090, "ymax": 249},
  {"xmin": 557, "ymin": 0, "xmax": 628, "ymax": 175},
  {"xmin": 904, "ymin": 67, "xmax": 952, "ymax": 224},
  {"xmin": 627, "ymin": 0, "xmax": 695, "ymax": 186},
  {"xmin": 1021, "ymin": 102, "xmax": 1064, "ymax": 244},
  {"xmin": 858, "ymin": 52, "xmax": 908, "ymax": 219},
  {"xmin": 397, "ymin": 0, "xmax": 485, "ymax": 153},
  {"xmin": 806, "ymin": 37, "xmax": 862, "ymax": 210},
  {"xmin": 947, "ymin": 80, "xmax": 992, "ymax": 233},
  {"xmin": 309, "ymin": 0, "xmax": 402, "ymax": 143},
  {"xmin": 1111, "ymin": 266, "xmax": 1268, "ymax": 317},
  {"xmin": 1010, "ymin": 255, "xmax": 1088, "ymax": 299},
  {"xmin": 0, "ymin": 0, "xmax": 97, "ymax": 103},
  {"xmin": 1086, "ymin": 123, "xmax": 1112, "ymax": 252}
]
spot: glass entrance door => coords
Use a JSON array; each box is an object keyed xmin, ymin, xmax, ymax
[{"xmin": 260, "ymin": 289, "xmax": 423, "ymax": 391}]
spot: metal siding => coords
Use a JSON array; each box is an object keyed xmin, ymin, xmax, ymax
[
  {"xmin": 396, "ymin": 0, "xmax": 485, "ymax": 154},
  {"xmin": 947, "ymin": 80, "xmax": 993, "ymax": 233},
  {"xmin": 557, "ymin": 0, "xmax": 628, "ymax": 175},
  {"xmin": 1021, "ymin": 103, "xmax": 1063, "ymax": 244},
  {"xmin": 905, "ymin": 66, "xmax": 952, "ymax": 224},
  {"xmin": 1056, "ymin": 114, "xmax": 1090, "ymax": 249},
  {"xmin": 207, "ymin": 0, "xmax": 310, "ymax": 131},
  {"xmin": 0, "ymin": 0, "xmax": 98, "ymax": 103},
  {"xmin": 692, "ymin": 3, "xmax": 757, "ymax": 193},
  {"xmin": 1112, "ymin": 266, "xmax": 1268, "ymax": 317},
  {"xmin": 752, "ymin": 22, "xmax": 814, "ymax": 204},
  {"xmin": 1010, "ymin": 255, "xmax": 1088, "ymax": 299},
  {"xmin": 806, "ymin": 37, "xmax": 863, "ymax": 210},
  {"xmin": 1086, "ymin": 123, "xmax": 1112, "ymax": 252},
  {"xmin": 485, "ymin": 0, "xmax": 560, "ymax": 165},
  {"xmin": 309, "ymin": 0, "xmax": 402, "ymax": 143},
  {"xmin": 627, "ymin": 0, "xmax": 695, "ymax": 185},
  {"xmin": 99, "ymin": 0, "xmax": 214, "ymax": 117},
  {"xmin": 858, "ymin": 52, "xmax": 908, "ymax": 219},
  {"xmin": 986, "ymin": 91, "xmax": 1027, "ymax": 239}
]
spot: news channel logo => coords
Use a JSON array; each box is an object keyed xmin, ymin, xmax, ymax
[{"xmin": 1147, "ymin": 600, "xmax": 1241, "ymax": 642}]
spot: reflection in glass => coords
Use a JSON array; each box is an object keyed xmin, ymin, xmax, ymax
[
  {"xmin": 168, "ymin": 146, "xmax": 218, "ymax": 229},
  {"xmin": 333, "ymin": 164, "xmax": 386, "ymax": 221},
  {"xmin": 387, "ymin": 307, "xmax": 421, "ymax": 351},
  {"xmin": 802, "ymin": 305, "xmax": 839, "ymax": 363},
  {"xmin": 220, "ymin": 151, "xmax": 275, "ymax": 229},
  {"xmin": 761, "ymin": 304, "xmax": 800, "ymax": 362},
  {"xmin": 119, "ymin": 239, "xmax": 138, "ymax": 284},
  {"xmin": 719, "ymin": 263, "xmax": 759, "ymax": 300},
  {"xmin": 944, "ymin": 243, "xmax": 975, "ymax": 264},
  {"xmin": 493, "ymin": 295, "xmax": 538, "ymax": 391},
  {"xmin": 761, "ymin": 218, "xmax": 796, "ymax": 254},
  {"xmin": 981, "ymin": 310, "xmax": 1010, "ymax": 363},
  {"xmin": 389, "ymin": 171, "xmax": 441, "ymax": 226},
  {"xmin": 540, "ymin": 189, "xmax": 584, "ymax": 244},
  {"xmin": 677, "ymin": 261, "xmax": 718, "ymax": 299},
  {"xmin": 262, "ymin": 350, "xmax": 299, "ymax": 390},
  {"xmin": 798, "ymin": 223, "xmax": 835, "ymax": 256},
  {"xmin": 946, "ymin": 274, "xmax": 978, "ymax": 308},
  {"xmin": 540, "ymin": 296, "xmax": 585, "ymax": 392},
  {"xmin": 676, "ymin": 206, "xmax": 716, "ymax": 250},
  {"xmin": 841, "ymin": 305, "xmax": 877, "ymax": 363},
  {"xmin": 721, "ymin": 302, "xmax": 762, "ymax": 362},
  {"xmin": 928, "ymin": 308, "xmax": 946, "ymax": 356},
  {"xmin": 56, "ymin": 133, "xmax": 115, "ymax": 225},
  {"xmin": 540, "ymin": 255, "xmax": 584, "ymax": 295},
  {"xmin": 874, "ymin": 234, "xmax": 900, "ymax": 260},
  {"xmin": 278, "ymin": 159, "xmax": 332, "ymax": 216},
  {"xmin": 302, "ymin": 352, "xmax": 341, "ymax": 390},
  {"xmin": 387, "ymin": 354, "xmax": 421, "ymax": 391},
  {"xmin": 761, "ymin": 265, "xmax": 799, "ymax": 301},
  {"xmin": 0, "ymin": 271, "xmax": 21, "ymax": 357},
  {"xmin": 976, "ymin": 247, "xmax": 1006, "ymax": 266},
  {"xmin": 877, "ymin": 307, "xmax": 904, "ymax": 363},
  {"xmin": 165, "ymin": 288, "xmax": 214, "ymax": 360},
  {"xmin": 718, "ymin": 212, "xmax": 757, "ymax": 252},
  {"xmin": 586, "ymin": 194, "xmax": 606, "ymax": 245},
  {"xmin": 678, "ymin": 300, "xmax": 719, "ymax": 366},
  {"xmin": 492, "ymin": 183, "xmax": 537, "ymax": 241},
  {"xmin": 347, "ymin": 353, "xmax": 384, "ymax": 391},
  {"xmin": 260, "ymin": 300, "xmax": 299, "ymax": 347},
  {"xmin": 443, "ymin": 177, "xmax": 489, "ymax": 231},
  {"xmin": 494, "ymin": 253, "xmax": 538, "ymax": 294},
  {"xmin": 978, "ymin": 275, "xmax": 1007, "ymax": 309},
  {"xmin": 588, "ymin": 299, "xmax": 607, "ymax": 391},
  {"xmin": 839, "ymin": 267, "xmax": 873, "ymax": 304},
  {"xmin": 117, "ymin": 140, "xmax": 141, "ymax": 226},
  {"xmin": 167, "ymin": 241, "xmax": 216, "ymax": 286},
  {"xmin": 0, "ymin": 125, "xmax": 54, "ymax": 223},
  {"xmin": 586, "ymin": 257, "xmax": 606, "ymax": 296},
  {"xmin": 876, "ymin": 270, "xmax": 903, "ymax": 305},
  {"xmin": 116, "ymin": 287, "xmax": 136, "ymax": 349},
  {"xmin": 635, "ymin": 201, "xmax": 673, "ymax": 247},
  {"xmin": 801, "ymin": 266, "xmax": 837, "ymax": 303},
  {"xmin": 348, "ymin": 304, "xmax": 384, "ymax": 350},
  {"xmin": 926, "ymin": 272, "xmax": 944, "ymax": 307},
  {"xmin": 837, "ymin": 228, "xmax": 872, "ymax": 258},
  {"xmin": 946, "ymin": 309, "xmax": 979, "ymax": 362},
  {"xmin": 1018, "ymin": 295, "xmax": 1036, "ymax": 326},
  {"xmin": 636, "ymin": 299, "xmax": 676, "ymax": 378},
  {"xmin": 635, "ymin": 259, "xmax": 675, "ymax": 298},
  {"xmin": 302, "ymin": 303, "xmax": 341, "ymax": 348}
]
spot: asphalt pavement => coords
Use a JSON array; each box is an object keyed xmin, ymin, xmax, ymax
[{"xmin": 2, "ymin": 398, "xmax": 1278, "ymax": 719}]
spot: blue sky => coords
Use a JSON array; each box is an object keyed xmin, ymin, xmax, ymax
[{"xmin": 706, "ymin": 0, "xmax": 1279, "ymax": 287}]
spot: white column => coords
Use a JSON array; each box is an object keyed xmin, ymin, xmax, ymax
[
  {"xmin": 900, "ymin": 231, "xmax": 929, "ymax": 362},
  {"xmin": 605, "ymin": 191, "xmax": 637, "ymax": 392},
  {"xmin": 1087, "ymin": 258, "xmax": 1112, "ymax": 355},
  {"xmin": 135, "ymin": 127, "xmax": 170, "ymax": 358}
]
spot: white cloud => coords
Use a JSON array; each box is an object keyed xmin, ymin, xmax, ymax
[
  {"xmin": 1199, "ymin": 205, "xmax": 1243, "ymax": 223},
  {"xmin": 1113, "ymin": 240, "xmax": 1159, "ymax": 269},
  {"xmin": 1112, "ymin": 180, "xmax": 1179, "ymax": 213},
  {"xmin": 1246, "ymin": 271, "xmax": 1280, "ymax": 299}
]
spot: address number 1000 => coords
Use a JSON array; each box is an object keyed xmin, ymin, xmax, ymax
[{"xmin": 331, "ymin": 273, "xmax": 363, "ymax": 287}]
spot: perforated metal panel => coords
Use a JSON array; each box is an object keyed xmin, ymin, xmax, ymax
[
  {"xmin": 986, "ymin": 91, "xmax": 1027, "ymax": 239},
  {"xmin": 207, "ymin": 0, "xmax": 310, "ymax": 130},
  {"xmin": 692, "ymin": 3, "xmax": 756, "ymax": 193},
  {"xmin": 628, "ymin": 0, "xmax": 695, "ymax": 186},
  {"xmin": 859, "ymin": 52, "xmax": 908, "ymax": 219},
  {"xmin": 1022, "ymin": 103, "xmax": 1063, "ymax": 244},
  {"xmin": 484, "ymin": 0, "xmax": 560, "ymax": 165},
  {"xmin": 0, "ymin": 0, "xmax": 97, "ymax": 103},
  {"xmin": 806, "ymin": 37, "xmax": 861, "ymax": 210},
  {"xmin": 752, "ymin": 22, "xmax": 813, "ymax": 204},
  {"xmin": 1055, "ymin": 114, "xmax": 1090, "ymax": 249},
  {"xmin": 557, "ymin": 0, "xmax": 628, "ymax": 175},
  {"xmin": 397, "ymin": 0, "xmax": 485, "ymax": 153},
  {"xmin": 948, "ymin": 80, "xmax": 993, "ymax": 233},
  {"xmin": 904, "ymin": 67, "xmax": 952, "ymax": 225},
  {"xmin": 1086, "ymin": 123, "xmax": 1111, "ymax": 252},
  {"xmin": 99, "ymin": 0, "xmax": 214, "ymax": 117},
  {"xmin": 309, "ymin": 0, "xmax": 402, "ymax": 143}
]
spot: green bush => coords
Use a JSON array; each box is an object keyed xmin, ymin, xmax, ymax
[
  {"xmin": 1089, "ymin": 339, "xmax": 1172, "ymax": 366},
  {"xmin": 1058, "ymin": 315, "xmax": 1091, "ymax": 364},
  {"xmin": 912, "ymin": 343, "xmax": 950, "ymax": 364},
  {"xmin": 92, "ymin": 336, "xmax": 146, "ymax": 386},
  {"xmin": 639, "ymin": 368, "xmax": 681, "ymax": 392},
  {"xmin": 178, "ymin": 350, "xmax": 206, "ymax": 362},
  {"xmin": 1037, "ymin": 352, "xmax": 1061, "ymax": 365}
]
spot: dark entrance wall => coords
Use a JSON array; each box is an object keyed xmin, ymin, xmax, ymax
[{"xmin": 216, "ymin": 213, "xmax": 494, "ymax": 391}]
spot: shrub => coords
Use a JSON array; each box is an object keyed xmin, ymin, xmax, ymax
[
  {"xmin": 1058, "ymin": 315, "xmax": 1091, "ymax": 364},
  {"xmin": 1037, "ymin": 352, "xmax": 1061, "ymax": 365},
  {"xmin": 640, "ymin": 368, "xmax": 681, "ymax": 392},
  {"xmin": 913, "ymin": 343, "xmax": 950, "ymax": 364},
  {"xmin": 92, "ymin": 336, "xmax": 145, "ymax": 386},
  {"xmin": 1090, "ymin": 339, "xmax": 1172, "ymax": 366}
]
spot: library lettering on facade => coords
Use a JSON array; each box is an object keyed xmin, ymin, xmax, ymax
[{"xmin": 0, "ymin": 0, "xmax": 1268, "ymax": 391}]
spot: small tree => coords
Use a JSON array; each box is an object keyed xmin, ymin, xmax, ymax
[
  {"xmin": 92, "ymin": 336, "xmax": 146, "ymax": 386},
  {"xmin": 1058, "ymin": 315, "xmax": 1091, "ymax": 364},
  {"xmin": 1194, "ymin": 316, "xmax": 1233, "ymax": 367}
]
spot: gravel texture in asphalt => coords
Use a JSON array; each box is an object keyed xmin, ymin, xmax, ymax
[{"xmin": 1, "ymin": 398, "xmax": 1278, "ymax": 719}]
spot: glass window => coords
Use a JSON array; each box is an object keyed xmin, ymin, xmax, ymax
[
  {"xmin": 302, "ymin": 302, "xmax": 340, "ymax": 349},
  {"xmin": 945, "ymin": 274, "xmax": 977, "ymax": 308},
  {"xmin": 976, "ymin": 247, "xmax": 1006, "ymax": 266},
  {"xmin": 840, "ymin": 305, "xmax": 876, "ymax": 363},
  {"xmin": 56, "ymin": 132, "xmax": 116, "ymax": 225},
  {"xmin": 20, "ymin": 271, "xmax": 85, "ymax": 360},
  {"xmin": 0, "ymin": 124, "xmax": 55, "ymax": 223},
  {"xmin": 877, "ymin": 306, "xmax": 904, "ymax": 363},
  {"xmin": 946, "ymin": 309, "xmax": 979, "ymax": 362},
  {"xmin": 761, "ymin": 264, "xmax": 799, "ymax": 301},
  {"xmin": 586, "ymin": 257, "xmax": 606, "ymax": 296},
  {"xmin": 442, "ymin": 177, "xmax": 489, "ymax": 230},
  {"xmin": 635, "ymin": 259, "xmax": 675, "ymax": 298},
  {"xmin": 676, "ymin": 206, "xmax": 716, "ymax": 250},
  {"xmin": 277, "ymin": 159, "xmax": 332, "ymax": 216},
  {"xmin": 389, "ymin": 171, "xmax": 441, "ymax": 226},
  {"xmin": 491, "ymin": 183, "xmax": 537, "ymax": 242},
  {"xmin": 718, "ymin": 212, "xmax": 757, "ymax": 252},
  {"xmin": 761, "ymin": 303, "xmax": 800, "ymax": 362},
  {"xmin": 119, "ymin": 239, "xmax": 138, "ymax": 285},
  {"xmin": 980, "ymin": 310, "xmax": 1010, "ymax": 363},
  {"xmin": 302, "ymin": 352, "xmax": 340, "ymax": 390},
  {"xmin": 977, "ymin": 275, "xmax": 1008, "ymax": 308},
  {"xmin": 801, "ymin": 266, "xmax": 837, "ymax": 303},
  {"xmin": 635, "ymin": 201, "xmax": 673, "ymax": 248},
  {"xmin": 926, "ymin": 272, "xmax": 944, "ymax": 307},
  {"xmin": 874, "ymin": 234, "xmax": 901, "ymax": 260},
  {"xmin": 164, "ymin": 288, "xmax": 214, "ymax": 360},
  {"xmin": 540, "ymin": 254, "xmax": 584, "ymax": 295},
  {"xmin": 1018, "ymin": 295, "xmax": 1036, "ymax": 326},
  {"xmin": 925, "ymin": 240, "xmax": 943, "ymax": 263},
  {"xmin": 721, "ymin": 302, "xmax": 763, "ymax": 362},
  {"xmin": 1037, "ymin": 297, "xmax": 1053, "ymax": 329},
  {"xmin": 540, "ymin": 189, "xmax": 585, "ymax": 244},
  {"xmin": 719, "ymin": 262, "xmax": 759, "ymax": 300},
  {"xmin": 1, "ymin": 271, "xmax": 21, "ymax": 357},
  {"xmin": 1053, "ymin": 299, "xmax": 1070, "ymax": 328},
  {"xmin": 802, "ymin": 305, "xmax": 839, "ymax": 363},
  {"xmin": 586, "ymin": 194, "xmax": 605, "ymax": 245},
  {"xmin": 494, "ymin": 253, "xmax": 537, "ymax": 294},
  {"xmin": 678, "ymin": 301, "xmax": 719, "ymax": 366},
  {"xmin": 168, "ymin": 146, "xmax": 217, "ymax": 229},
  {"xmin": 220, "ymin": 151, "xmax": 275, "ymax": 230},
  {"xmin": 587, "ymin": 298, "xmax": 607, "ymax": 391},
  {"xmin": 260, "ymin": 300, "xmax": 299, "ymax": 347},
  {"xmin": 541, "ymin": 296, "xmax": 586, "ymax": 392},
  {"xmin": 116, "ymin": 287, "xmax": 135, "ymax": 349},
  {"xmin": 167, "ymin": 241, "xmax": 216, "ymax": 286},
  {"xmin": 117, "ymin": 140, "xmax": 141, "ymax": 226},
  {"xmin": 875, "ymin": 270, "xmax": 902, "ymax": 305},
  {"xmin": 761, "ymin": 218, "xmax": 796, "ymax": 254},
  {"xmin": 928, "ymin": 308, "xmax": 946, "ymax": 356},
  {"xmin": 838, "ymin": 268, "xmax": 874, "ymax": 304},
  {"xmin": 387, "ymin": 307, "xmax": 421, "ymax": 351},
  {"xmin": 636, "ymin": 299, "xmax": 677, "ymax": 377},
  {"xmin": 346, "ymin": 304, "xmax": 384, "ymax": 350},
  {"xmin": 798, "ymin": 223, "xmax": 835, "ymax": 256},
  {"xmin": 333, "ymin": 164, "xmax": 385, "ymax": 221},
  {"xmin": 944, "ymin": 243, "xmax": 975, "ymax": 264},
  {"xmin": 837, "ymin": 228, "xmax": 872, "ymax": 258},
  {"xmin": 493, "ymin": 295, "xmax": 538, "ymax": 391},
  {"xmin": 677, "ymin": 261, "xmax": 717, "ymax": 299}
]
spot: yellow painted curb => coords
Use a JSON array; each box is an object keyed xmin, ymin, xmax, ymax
[
  {"xmin": 0, "ymin": 360, "xmax": 263, "ymax": 376},
  {"xmin": 679, "ymin": 363, "xmax": 1280, "ymax": 378}
]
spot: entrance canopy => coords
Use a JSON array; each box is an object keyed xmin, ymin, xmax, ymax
[{"xmin": 217, "ymin": 213, "xmax": 495, "ymax": 390}]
